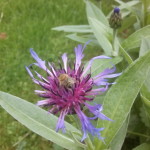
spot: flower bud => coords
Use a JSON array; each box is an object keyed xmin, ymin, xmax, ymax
[{"xmin": 109, "ymin": 7, "xmax": 122, "ymax": 29}]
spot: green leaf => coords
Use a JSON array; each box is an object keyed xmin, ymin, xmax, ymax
[
  {"xmin": 95, "ymin": 51, "xmax": 150, "ymax": 150},
  {"xmin": 52, "ymin": 25, "xmax": 92, "ymax": 33},
  {"xmin": 132, "ymin": 143, "xmax": 150, "ymax": 150},
  {"xmin": 139, "ymin": 37, "xmax": 150, "ymax": 57},
  {"xmin": 140, "ymin": 55, "xmax": 150, "ymax": 126},
  {"xmin": 119, "ymin": 43, "xmax": 133, "ymax": 64},
  {"xmin": 115, "ymin": 0, "xmax": 139, "ymax": 18},
  {"xmin": 118, "ymin": 16, "xmax": 136, "ymax": 33},
  {"xmin": 86, "ymin": 1, "xmax": 108, "ymax": 26},
  {"xmin": 88, "ymin": 17, "xmax": 112, "ymax": 55},
  {"xmin": 0, "ymin": 92, "xmax": 83, "ymax": 150},
  {"xmin": 110, "ymin": 116, "xmax": 129, "ymax": 150},
  {"xmin": 115, "ymin": 0, "xmax": 139, "ymax": 12},
  {"xmin": 66, "ymin": 33, "xmax": 99, "ymax": 46},
  {"xmin": 141, "ymin": 94, "xmax": 150, "ymax": 121},
  {"xmin": 86, "ymin": 56, "xmax": 122, "ymax": 77},
  {"xmin": 140, "ymin": 105, "xmax": 150, "ymax": 128},
  {"xmin": 108, "ymin": 0, "xmax": 139, "ymax": 18},
  {"xmin": 121, "ymin": 25, "xmax": 150, "ymax": 51},
  {"xmin": 140, "ymin": 40, "xmax": 150, "ymax": 121}
]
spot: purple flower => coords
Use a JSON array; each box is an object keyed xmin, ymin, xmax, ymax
[
  {"xmin": 26, "ymin": 44, "xmax": 121, "ymax": 141},
  {"xmin": 114, "ymin": 7, "xmax": 120, "ymax": 14}
]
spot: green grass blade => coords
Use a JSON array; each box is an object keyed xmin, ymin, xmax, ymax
[{"xmin": 0, "ymin": 92, "xmax": 83, "ymax": 150}]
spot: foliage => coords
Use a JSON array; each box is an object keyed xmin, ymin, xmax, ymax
[{"xmin": 1, "ymin": 0, "xmax": 150, "ymax": 150}]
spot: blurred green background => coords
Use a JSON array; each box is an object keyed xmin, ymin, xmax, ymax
[
  {"xmin": 0, "ymin": 0, "xmax": 89, "ymax": 149},
  {"xmin": 0, "ymin": 0, "xmax": 143, "ymax": 149}
]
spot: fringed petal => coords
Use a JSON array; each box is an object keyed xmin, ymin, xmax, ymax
[
  {"xmin": 48, "ymin": 62, "xmax": 57, "ymax": 76},
  {"xmin": 75, "ymin": 106, "xmax": 104, "ymax": 142},
  {"xmin": 56, "ymin": 109, "xmax": 68, "ymax": 133},
  {"xmin": 62, "ymin": 53, "xmax": 68, "ymax": 73},
  {"xmin": 34, "ymin": 71, "xmax": 49, "ymax": 83},
  {"xmin": 85, "ymin": 103, "xmax": 113, "ymax": 121},
  {"xmin": 90, "ymin": 84, "xmax": 108, "ymax": 92},
  {"xmin": 93, "ymin": 67, "xmax": 121, "ymax": 86},
  {"xmin": 36, "ymin": 99, "xmax": 52, "ymax": 106},
  {"xmin": 30, "ymin": 49, "xmax": 46, "ymax": 70},
  {"xmin": 25, "ymin": 66, "xmax": 34, "ymax": 78},
  {"xmin": 25, "ymin": 66, "xmax": 40, "ymax": 84},
  {"xmin": 82, "ymin": 56, "xmax": 111, "ymax": 76},
  {"xmin": 74, "ymin": 41, "xmax": 91, "ymax": 72},
  {"xmin": 34, "ymin": 90, "xmax": 46, "ymax": 94},
  {"xmin": 74, "ymin": 44, "xmax": 84, "ymax": 72},
  {"xmin": 30, "ymin": 49, "xmax": 53, "ymax": 76},
  {"xmin": 101, "ymin": 73, "xmax": 122, "ymax": 79},
  {"xmin": 94, "ymin": 67, "xmax": 116, "ymax": 79}
]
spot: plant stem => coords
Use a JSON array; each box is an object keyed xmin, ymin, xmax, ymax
[
  {"xmin": 127, "ymin": 130, "xmax": 150, "ymax": 138},
  {"xmin": 85, "ymin": 137, "xmax": 95, "ymax": 150},
  {"xmin": 112, "ymin": 29, "xmax": 117, "ymax": 56},
  {"xmin": 143, "ymin": 0, "xmax": 147, "ymax": 26}
]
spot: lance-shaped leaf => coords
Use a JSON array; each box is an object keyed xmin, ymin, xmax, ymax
[
  {"xmin": 133, "ymin": 143, "xmax": 150, "ymax": 150},
  {"xmin": 88, "ymin": 17, "xmax": 112, "ymax": 55},
  {"xmin": 0, "ymin": 92, "xmax": 83, "ymax": 150},
  {"xmin": 52, "ymin": 25, "xmax": 92, "ymax": 33},
  {"xmin": 140, "ymin": 38, "xmax": 150, "ymax": 123},
  {"xmin": 139, "ymin": 37, "xmax": 150, "ymax": 57},
  {"xmin": 86, "ymin": 1, "xmax": 108, "ymax": 26},
  {"xmin": 110, "ymin": 116, "xmax": 129, "ymax": 150},
  {"xmin": 121, "ymin": 25, "xmax": 150, "ymax": 51},
  {"xmin": 114, "ymin": 0, "xmax": 139, "ymax": 18},
  {"xmin": 66, "ymin": 33, "xmax": 99, "ymax": 46},
  {"xmin": 95, "ymin": 51, "xmax": 150, "ymax": 150},
  {"xmin": 140, "ymin": 95, "xmax": 150, "ymax": 127}
]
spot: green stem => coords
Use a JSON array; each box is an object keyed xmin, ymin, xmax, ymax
[
  {"xmin": 112, "ymin": 29, "xmax": 117, "ymax": 56},
  {"xmin": 127, "ymin": 130, "xmax": 150, "ymax": 138},
  {"xmin": 143, "ymin": 0, "xmax": 147, "ymax": 26},
  {"xmin": 85, "ymin": 137, "xmax": 95, "ymax": 150}
]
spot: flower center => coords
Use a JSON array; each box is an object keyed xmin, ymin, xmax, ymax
[{"xmin": 58, "ymin": 74, "xmax": 76, "ymax": 89}]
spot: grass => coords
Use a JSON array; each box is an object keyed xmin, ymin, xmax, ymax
[{"xmin": 0, "ymin": 0, "xmax": 91, "ymax": 149}]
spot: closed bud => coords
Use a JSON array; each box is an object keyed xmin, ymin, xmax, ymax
[{"xmin": 109, "ymin": 7, "xmax": 122, "ymax": 29}]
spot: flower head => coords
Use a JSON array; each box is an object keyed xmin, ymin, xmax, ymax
[
  {"xmin": 109, "ymin": 7, "xmax": 122, "ymax": 29},
  {"xmin": 26, "ymin": 44, "xmax": 121, "ymax": 141},
  {"xmin": 114, "ymin": 7, "xmax": 120, "ymax": 14}
]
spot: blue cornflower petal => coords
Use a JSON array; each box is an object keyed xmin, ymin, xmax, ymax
[
  {"xmin": 114, "ymin": 7, "xmax": 120, "ymax": 13},
  {"xmin": 75, "ymin": 106, "xmax": 104, "ymax": 142},
  {"xmin": 85, "ymin": 103, "xmax": 113, "ymax": 121}
]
